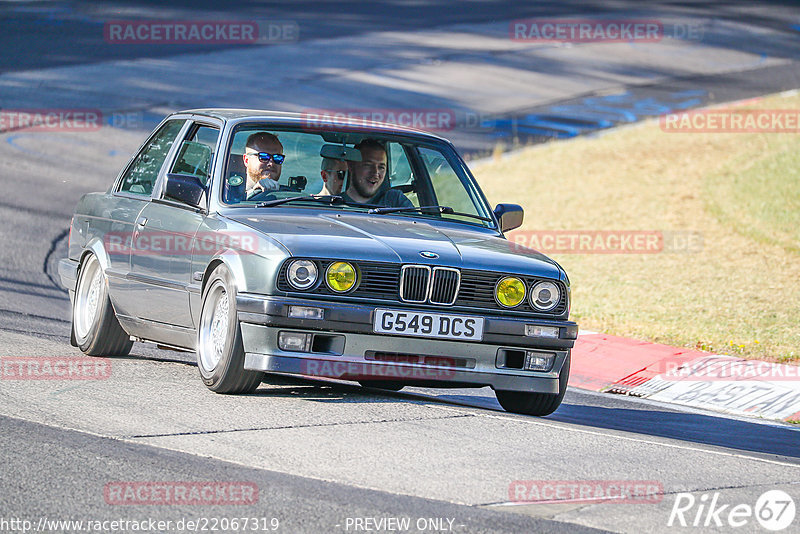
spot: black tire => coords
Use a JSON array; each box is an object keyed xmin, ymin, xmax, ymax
[
  {"xmin": 359, "ymin": 380, "xmax": 405, "ymax": 392},
  {"xmin": 69, "ymin": 315, "xmax": 78, "ymax": 347},
  {"xmin": 197, "ymin": 264, "xmax": 264, "ymax": 393},
  {"xmin": 495, "ymin": 352, "xmax": 570, "ymax": 416},
  {"xmin": 72, "ymin": 253, "xmax": 133, "ymax": 357}
]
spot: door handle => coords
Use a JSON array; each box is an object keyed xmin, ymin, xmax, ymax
[{"xmin": 136, "ymin": 217, "xmax": 148, "ymax": 228}]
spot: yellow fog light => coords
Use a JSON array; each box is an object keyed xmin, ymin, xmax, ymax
[
  {"xmin": 326, "ymin": 262, "xmax": 357, "ymax": 293},
  {"xmin": 495, "ymin": 276, "xmax": 526, "ymax": 308}
]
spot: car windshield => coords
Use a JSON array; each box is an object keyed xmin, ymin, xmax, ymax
[{"xmin": 219, "ymin": 125, "xmax": 495, "ymax": 228}]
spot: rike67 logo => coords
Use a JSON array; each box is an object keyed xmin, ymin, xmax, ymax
[{"xmin": 669, "ymin": 490, "xmax": 795, "ymax": 531}]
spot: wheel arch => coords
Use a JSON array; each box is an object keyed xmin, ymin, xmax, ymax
[
  {"xmin": 81, "ymin": 237, "xmax": 111, "ymax": 274},
  {"xmin": 192, "ymin": 251, "xmax": 249, "ymax": 327},
  {"xmin": 201, "ymin": 251, "xmax": 248, "ymax": 296},
  {"xmin": 201, "ymin": 258, "xmax": 226, "ymax": 296},
  {"xmin": 77, "ymin": 239, "xmax": 129, "ymax": 330}
]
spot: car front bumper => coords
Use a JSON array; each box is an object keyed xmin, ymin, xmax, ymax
[{"xmin": 237, "ymin": 294, "xmax": 577, "ymax": 394}]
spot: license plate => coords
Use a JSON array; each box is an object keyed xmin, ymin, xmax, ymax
[{"xmin": 373, "ymin": 309, "xmax": 484, "ymax": 341}]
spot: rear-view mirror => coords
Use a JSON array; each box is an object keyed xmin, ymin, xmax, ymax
[{"xmin": 320, "ymin": 144, "xmax": 362, "ymax": 162}]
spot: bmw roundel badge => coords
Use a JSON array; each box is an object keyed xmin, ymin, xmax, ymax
[{"xmin": 419, "ymin": 251, "xmax": 439, "ymax": 259}]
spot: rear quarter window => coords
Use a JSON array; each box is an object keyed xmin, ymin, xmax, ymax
[{"xmin": 118, "ymin": 119, "xmax": 186, "ymax": 196}]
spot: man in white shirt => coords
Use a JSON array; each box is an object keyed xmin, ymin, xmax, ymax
[{"xmin": 318, "ymin": 157, "xmax": 347, "ymax": 196}]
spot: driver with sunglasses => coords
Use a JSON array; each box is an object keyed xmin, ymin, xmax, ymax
[{"xmin": 242, "ymin": 132, "xmax": 286, "ymax": 200}]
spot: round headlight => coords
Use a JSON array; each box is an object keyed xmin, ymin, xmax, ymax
[
  {"xmin": 326, "ymin": 261, "xmax": 357, "ymax": 293},
  {"xmin": 495, "ymin": 276, "xmax": 526, "ymax": 308},
  {"xmin": 287, "ymin": 259, "xmax": 318, "ymax": 290},
  {"xmin": 530, "ymin": 281, "xmax": 560, "ymax": 311}
]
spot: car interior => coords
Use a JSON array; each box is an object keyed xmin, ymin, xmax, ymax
[{"xmin": 222, "ymin": 130, "xmax": 422, "ymax": 206}]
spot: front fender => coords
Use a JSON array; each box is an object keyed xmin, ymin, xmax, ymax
[{"xmin": 188, "ymin": 217, "xmax": 290, "ymax": 326}]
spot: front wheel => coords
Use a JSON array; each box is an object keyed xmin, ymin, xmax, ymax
[
  {"xmin": 495, "ymin": 352, "xmax": 570, "ymax": 416},
  {"xmin": 72, "ymin": 253, "xmax": 132, "ymax": 357},
  {"xmin": 197, "ymin": 265, "xmax": 264, "ymax": 393}
]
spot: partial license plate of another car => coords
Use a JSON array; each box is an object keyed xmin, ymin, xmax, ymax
[{"xmin": 373, "ymin": 309, "xmax": 484, "ymax": 341}]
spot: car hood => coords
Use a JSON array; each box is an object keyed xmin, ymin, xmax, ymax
[{"xmin": 226, "ymin": 210, "xmax": 562, "ymax": 279}]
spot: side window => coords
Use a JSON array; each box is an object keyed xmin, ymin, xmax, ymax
[
  {"xmin": 419, "ymin": 146, "xmax": 478, "ymax": 216},
  {"xmin": 169, "ymin": 124, "xmax": 220, "ymax": 187},
  {"xmin": 118, "ymin": 119, "xmax": 185, "ymax": 196},
  {"xmin": 387, "ymin": 142, "xmax": 418, "ymax": 207}
]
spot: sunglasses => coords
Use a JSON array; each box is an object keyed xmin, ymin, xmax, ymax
[
  {"xmin": 326, "ymin": 170, "xmax": 346, "ymax": 180},
  {"xmin": 247, "ymin": 152, "xmax": 285, "ymax": 164}
]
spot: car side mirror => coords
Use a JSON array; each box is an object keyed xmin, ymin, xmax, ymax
[
  {"xmin": 494, "ymin": 203, "xmax": 524, "ymax": 232},
  {"xmin": 164, "ymin": 173, "xmax": 207, "ymax": 208}
]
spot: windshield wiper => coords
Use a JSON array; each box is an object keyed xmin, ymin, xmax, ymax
[
  {"xmin": 256, "ymin": 195, "xmax": 345, "ymax": 208},
  {"xmin": 368, "ymin": 205, "xmax": 493, "ymax": 222}
]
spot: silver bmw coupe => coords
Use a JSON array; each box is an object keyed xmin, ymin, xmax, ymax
[{"xmin": 60, "ymin": 109, "xmax": 578, "ymax": 416}]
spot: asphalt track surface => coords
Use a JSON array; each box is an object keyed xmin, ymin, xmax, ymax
[
  {"xmin": 1, "ymin": 2, "xmax": 800, "ymax": 533},
  {"xmin": 5, "ymin": 0, "xmax": 795, "ymax": 73}
]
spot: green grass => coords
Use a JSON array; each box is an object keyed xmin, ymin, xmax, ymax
[
  {"xmin": 704, "ymin": 138, "xmax": 800, "ymax": 254},
  {"xmin": 472, "ymin": 92, "xmax": 800, "ymax": 364}
]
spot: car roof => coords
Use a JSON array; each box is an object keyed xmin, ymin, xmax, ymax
[{"xmin": 179, "ymin": 108, "xmax": 450, "ymax": 142}]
